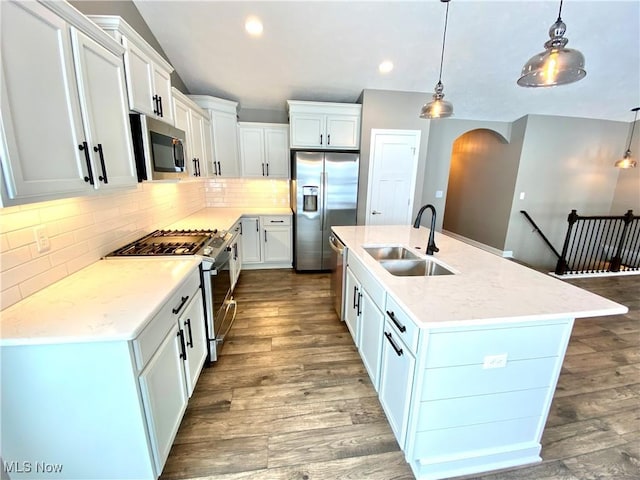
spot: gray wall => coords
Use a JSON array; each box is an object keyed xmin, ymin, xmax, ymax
[
  {"xmin": 504, "ymin": 115, "xmax": 628, "ymax": 269},
  {"xmin": 420, "ymin": 118, "xmax": 512, "ymax": 232},
  {"xmin": 358, "ymin": 89, "xmax": 432, "ymax": 225},
  {"xmin": 70, "ymin": 0, "xmax": 189, "ymax": 93},
  {"xmin": 443, "ymin": 128, "xmax": 519, "ymax": 250},
  {"xmin": 610, "ymin": 119, "xmax": 640, "ymax": 214}
]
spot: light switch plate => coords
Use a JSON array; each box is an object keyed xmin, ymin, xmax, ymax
[
  {"xmin": 483, "ymin": 353, "xmax": 508, "ymax": 369},
  {"xmin": 34, "ymin": 225, "xmax": 50, "ymax": 253}
]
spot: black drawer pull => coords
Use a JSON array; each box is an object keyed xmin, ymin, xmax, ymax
[
  {"xmin": 386, "ymin": 310, "xmax": 406, "ymax": 332},
  {"xmin": 177, "ymin": 329, "xmax": 187, "ymax": 360},
  {"xmin": 172, "ymin": 295, "xmax": 189, "ymax": 314},
  {"xmin": 270, "ymin": 220, "xmax": 284, "ymax": 223},
  {"xmin": 94, "ymin": 144, "xmax": 108, "ymax": 184},
  {"xmin": 79, "ymin": 142, "xmax": 94, "ymax": 185},
  {"xmin": 185, "ymin": 318, "xmax": 194, "ymax": 347},
  {"xmin": 384, "ymin": 331, "xmax": 403, "ymax": 357},
  {"xmin": 353, "ymin": 285, "xmax": 358, "ymax": 309}
]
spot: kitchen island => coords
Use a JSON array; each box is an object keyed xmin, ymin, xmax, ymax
[{"xmin": 332, "ymin": 224, "xmax": 628, "ymax": 480}]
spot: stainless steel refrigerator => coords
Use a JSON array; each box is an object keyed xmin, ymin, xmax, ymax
[{"xmin": 291, "ymin": 151, "xmax": 359, "ymax": 271}]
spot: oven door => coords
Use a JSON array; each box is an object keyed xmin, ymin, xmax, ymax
[{"xmin": 202, "ymin": 247, "xmax": 236, "ymax": 362}]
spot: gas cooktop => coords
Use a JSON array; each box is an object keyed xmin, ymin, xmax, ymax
[{"xmin": 108, "ymin": 229, "xmax": 218, "ymax": 256}]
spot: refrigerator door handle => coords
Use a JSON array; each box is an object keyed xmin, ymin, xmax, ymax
[{"xmin": 319, "ymin": 171, "xmax": 325, "ymax": 231}]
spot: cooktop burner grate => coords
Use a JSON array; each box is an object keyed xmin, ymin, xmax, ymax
[{"xmin": 108, "ymin": 229, "xmax": 220, "ymax": 256}]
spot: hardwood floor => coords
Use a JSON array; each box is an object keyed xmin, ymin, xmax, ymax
[{"xmin": 160, "ymin": 270, "xmax": 640, "ymax": 480}]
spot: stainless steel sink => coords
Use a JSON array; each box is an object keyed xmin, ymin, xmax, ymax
[
  {"xmin": 364, "ymin": 246, "xmax": 420, "ymax": 261},
  {"xmin": 379, "ymin": 259, "xmax": 454, "ymax": 276}
]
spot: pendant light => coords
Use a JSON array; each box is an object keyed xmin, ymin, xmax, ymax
[
  {"xmin": 517, "ymin": 0, "xmax": 586, "ymax": 87},
  {"xmin": 420, "ymin": 0, "xmax": 453, "ymax": 119},
  {"xmin": 615, "ymin": 107, "xmax": 639, "ymax": 169}
]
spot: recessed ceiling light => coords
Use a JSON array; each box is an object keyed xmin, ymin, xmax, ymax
[
  {"xmin": 379, "ymin": 61, "xmax": 394, "ymax": 74},
  {"xmin": 245, "ymin": 16, "xmax": 263, "ymax": 37}
]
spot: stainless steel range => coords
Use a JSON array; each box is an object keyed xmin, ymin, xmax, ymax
[{"xmin": 107, "ymin": 228, "xmax": 239, "ymax": 362}]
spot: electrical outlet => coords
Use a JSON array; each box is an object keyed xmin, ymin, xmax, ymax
[
  {"xmin": 482, "ymin": 353, "xmax": 508, "ymax": 369},
  {"xmin": 33, "ymin": 225, "xmax": 50, "ymax": 253}
]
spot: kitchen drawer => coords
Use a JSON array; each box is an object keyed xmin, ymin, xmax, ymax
[
  {"xmin": 346, "ymin": 250, "xmax": 385, "ymax": 309},
  {"xmin": 421, "ymin": 356, "xmax": 559, "ymax": 401},
  {"xmin": 413, "ymin": 416, "xmax": 540, "ymax": 460},
  {"xmin": 385, "ymin": 295, "xmax": 419, "ymax": 354},
  {"xmin": 260, "ymin": 215, "xmax": 291, "ymax": 226},
  {"xmin": 133, "ymin": 271, "xmax": 200, "ymax": 371},
  {"xmin": 416, "ymin": 387, "xmax": 549, "ymax": 431},
  {"xmin": 424, "ymin": 320, "xmax": 572, "ymax": 369}
]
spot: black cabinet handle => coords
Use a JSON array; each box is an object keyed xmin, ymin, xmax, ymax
[
  {"xmin": 158, "ymin": 96, "xmax": 163, "ymax": 117},
  {"xmin": 384, "ymin": 331, "xmax": 403, "ymax": 356},
  {"xmin": 270, "ymin": 220, "xmax": 284, "ymax": 223},
  {"xmin": 386, "ymin": 310, "xmax": 406, "ymax": 333},
  {"xmin": 193, "ymin": 158, "xmax": 201, "ymax": 177},
  {"xmin": 172, "ymin": 295, "xmax": 189, "ymax": 314},
  {"xmin": 352, "ymin": 285, "xmax": 358, "ymax": 309},
  {"xmin": 185, "ymin": 318, "xmax": 194, "ymax": 348},
  {"xmin": 327, "ymin": 134, "xmax": 331, "ymax": 145},
  {"xmin": 152, "ymin": 95, "xmax": 159, "ymax": 115},
  {"xmin": 264, "ymin": 230, "xmax": 267, "ymax": 242},
  {"xmin": 198, "ymin": 158, "xmax": 201, "ymax": 176},
  {"xmin": 262, "ymin": 163, "xmax": 265, "ymax": 176},
  {"xmin": 94, "ymin": 144, "xmax": 108, "ymax": 184},
  {"xmin": 255, "ymin": 219, "xmax": 259, "ymax": 232},
  {"xmin": 266, "ymin": 163, "xmax": 269, "ymax": 176},
  {"xmin": 239, "ymin": 222, "xmax": 243, "ymax": 235},
  {"xmin": 320, "ymin": 134, "xmax": 323, "ymax": 145},
  {"xmin": 217, "ymin": 161, "xmax": 221, "ymax": 175},
  {"xmin": 177, "ymin": 329, "xmax": 187, "ymax": 360},
  {"xmin": 79, "ymin": 142, "xmax": 94, "ymax": 185},
  {"xmin": 356, "ymin": 292, "xmax": 362, "ymax": 316}
]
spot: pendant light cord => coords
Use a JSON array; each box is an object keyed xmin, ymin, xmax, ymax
[
  {"xmin": 627, "ymin": 108, "xmax": 640, "ymax": 151},
  {"xmin": 437, "ymin": 0, "xmax": 450, "ymax": 84},
  {"xmin": 557, "ymin": 0, "xmax": 564, "ymax": 21}
]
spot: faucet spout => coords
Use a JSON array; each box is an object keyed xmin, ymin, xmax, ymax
[{"xmin": 413, "ymin": 204, "xmax": 439, "ymax": 255}]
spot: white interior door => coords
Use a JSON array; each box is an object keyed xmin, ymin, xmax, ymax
[{"xmin": 366, "ymin": 130, "xmax": 421, "ymax": 225}]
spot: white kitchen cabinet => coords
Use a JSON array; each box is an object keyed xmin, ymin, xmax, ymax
[
  {"xmin": 230, "ymin": 221, "xmax": 243, "ymax": 290},
  {"xmin": 190, "ymin": 95, "xmax": 240, "ymax": 177},
  {"xmin": 178, "ymin": 289, "xmax": 207, "ymax": 397},
  {"xmin": 379, "ymin": 318, "xmax": 416, "ymax": 448},
  {"xmin": 239, "ymin": 123, "xmax": 289, "ymax": 178},
  {"xmin": 240, "ymin": 215, "xmax": 293, "ymax": 269},
  {"xmin": 287, "ymin": 100, "xmax": 361, "ymax": 150},
  {"xmin": 173, "ymin": 88, "xmax": 210, "ymax": 177},
  {"xmin": 358, "ymin": 289, "xmax": 385, "ymax": 390},
  {"xmin": 89, "ymin": 15, "xmax": 174, "ymax": 125},
  {"xmin": 344, "ymin": 267, "xmax": 360, "ymax": 344},
  {"xmin": 240, "ymin": 216, "xmax": 262, "ymax": 264},
  {"xmin": 0, "ymin": 1, "xmax": 136, "ymax": 207}
]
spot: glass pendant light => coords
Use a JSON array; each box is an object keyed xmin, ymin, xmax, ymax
[
  {"xmin": 420, "ymin": 0, "xmax": 453, "ymax": 119},
  {"xmin": 517, "ymin": 0, "xmax": 586, "ymax": 87},
  {"xmin": 615, "ymin": 107, "xmax": 639, "ymax": 168}
]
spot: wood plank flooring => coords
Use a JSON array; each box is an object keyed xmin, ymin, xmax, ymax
[{"xmin": 160, "ymin": 270, "xmax": 640, "ymax": 480}]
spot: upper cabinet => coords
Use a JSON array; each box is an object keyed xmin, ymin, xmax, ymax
[
  {"xmin": 0, "ymin": 1, "xmax": 136, "ymax": 207},
  {"xmin": 172, "ymin": 88, "xmax": 212, "ymax": 178},
  {"xmin": 287, "ymin": 101, "xmax": 362, "ymax": 150},
  {"xmin": 189, "ymin": 95, "xmax": 240, "ymax": 178},
  {"xmin": 238, "ymin": 123, "xmax": 289, "ymax": 178},
  {"xmin": 88, "ymin": 15, "xmax": 174, "ymax": 125}
]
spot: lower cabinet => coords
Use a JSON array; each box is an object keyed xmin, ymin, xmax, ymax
[
  {"xmin": 0, "ymin": 267, "xmax": 206, "ymax": 480},
  {"xmin": 229, "ymin": 221, "xmax": 243, "ymax": 290},
  {"xmin": 241, "ymin": 215, "xmax": 292, "ymax": 269}
]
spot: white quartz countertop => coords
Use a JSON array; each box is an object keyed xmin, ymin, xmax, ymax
[
  {"xmin": 333, "ymin": 225, "xmax": 628, "ymax": 328},
  {"xmin": 0, "ymin": 258, "xmax": 201, "ymax": 346},
  {"xmin": 168, "ymin": 207, "xmax": 292, "ymax": 232}
]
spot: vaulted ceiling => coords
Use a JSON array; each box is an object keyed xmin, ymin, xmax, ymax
[{"xmin": 133, "ymin": 0, "xmax": 640, "ymax": 123}]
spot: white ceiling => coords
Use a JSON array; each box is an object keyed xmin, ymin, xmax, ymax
[{"xmin": 133, "ymin": 0, "xmax": 640, "ymax": 123}]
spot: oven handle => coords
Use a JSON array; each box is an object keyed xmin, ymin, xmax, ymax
[{"xmin": 217, "ymin": 298, "xmax": 238, "ymax": 343}]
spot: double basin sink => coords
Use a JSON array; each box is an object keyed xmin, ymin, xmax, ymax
[{"xmin": 364, "ymin": 246, "xmax": 454, "ymax": 277}]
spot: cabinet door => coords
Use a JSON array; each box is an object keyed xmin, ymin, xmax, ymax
[
  {"xmin": 264, "ymin": 127, "xmax": 289, "ymax": 178},
  {"xmin": 290, "ymin": 114, "xmax": 325, "ymax": 148},
  {"xmin": 230, "ymin": 223, "xmax": 242, "ymax": 289},
  {"xmin": 139, "ymin": 323, "xmax": 188, "ymax": 475},
  {"xmin": 179, "ymin": 289, "xmax": 206, "ymax": 397},
  {"xmin": 326, "ymin": 115, "xmax": 360, "ymax": 149},
  {"xmin": 239, "ymin": 126, "xmax": 266, "ymax": 177},
  {"xmin": 71, "ymin": 28, "xmax": 136, "ymax": 189},
  {"xmin": 121, "ymin": 38, "xmax": 154, "ymax": 116},
  {"xmin": 240, "ymin": 217, "xmax": 262, "ymax": 264},
  {"xmin": 152, "ymin": 65, "xmax": 174, "ymax": 124},
  {"xmin": 172, "ymin": 96, "xmax": 192, "ymax": 169},
  {"xmin": 1, "ymin": 1, "xmax": 88, "ymax": 202},
  {"xmin": 202, "ymin": 118, "xmax": 214, "ymax": 177},
  {"xmin": 263, "ymin": 226, "xmax": 292, "ymax": 263},
  {"xmin": 190, "ymin": 112, "xmax": 206, "ymax": 176},
  {"xmin": 212, "ymin": 111, "xmax": 240, "ymax": 177},
  {"xmin": 344, "ymin": 268, "xmax": 359, "ymax": 345},
  {"xmin": 379, "ymin": 325, "xmax": 415, "ymax": 448},
  {"xmin": 359, "ymin": 289, "xmax": 384, "ymax": 391}
]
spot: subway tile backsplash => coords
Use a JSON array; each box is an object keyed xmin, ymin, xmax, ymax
[{"xmin": 0, "ymin": 177, "xmax": 291, "ymax": 310}]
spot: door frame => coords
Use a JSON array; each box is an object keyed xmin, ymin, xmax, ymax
[{"xmin": 366, "ymin": 129, "xmax": 421, "ymax": 225}]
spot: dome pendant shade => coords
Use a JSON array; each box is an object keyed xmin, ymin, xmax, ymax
[
  {"xmin": 518, "ymin": 10, "xmax": 586, "ymax": 87},
  {"xmin": 420, "ymin": 81, "xmax": 453, "ymax": 119},
  {"xmin": 615, "ymin": 107, "xmax": 640, "ymax": 168}
]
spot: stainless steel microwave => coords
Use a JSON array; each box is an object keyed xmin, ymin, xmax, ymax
[{"xmin": 129, "ymin": 114, "xmax": 187, "ymax": 181}]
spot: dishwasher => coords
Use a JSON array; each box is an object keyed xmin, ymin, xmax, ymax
[{"xmin": 328, "ymin": 232, "xmax": 346, "ymax": 321}]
